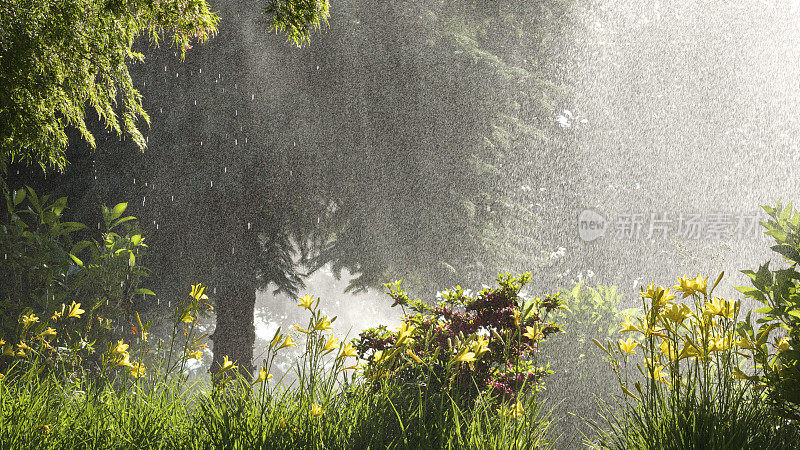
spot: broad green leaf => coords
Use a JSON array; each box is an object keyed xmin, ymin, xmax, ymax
[
  {"xmin": 12, "ymin": 189, "xmax": 25, "ymax": 206},
  {"xmin": 109, "ymin": 202, "xmax": 128, "ymax": 221},
  {"xmin": 772, "ymin": 244, "xmax": 800, "ymax": 264}
]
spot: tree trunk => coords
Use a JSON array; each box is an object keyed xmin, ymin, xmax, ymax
[{"xmin": 208, "ymin": 210, "xmax": 258, "ymax": 379}]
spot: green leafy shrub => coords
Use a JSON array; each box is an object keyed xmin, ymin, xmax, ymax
[
  {"xmin": 0, "ymin": 187, "xmax": 150, "ymax": 376},
  {"xmin": 735, "ymin": 201, "xmax": 800, "ymax": 423},
  {"xmin": 354, "ymin": 273, "xmax": 562, "ymax": 409}
]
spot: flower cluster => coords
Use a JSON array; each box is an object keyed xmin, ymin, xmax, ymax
[
  {"xmin": 594, "ymin": 273, "xmax": 772, "ymax": 403},
  {"xmin": 354, "ymin": 273, "xmax": 562, "ymax": 405}
]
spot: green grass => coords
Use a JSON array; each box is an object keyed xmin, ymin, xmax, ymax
[{"xmin": 0, "ymin": 362, "xmax": 552, "ymax": 449}]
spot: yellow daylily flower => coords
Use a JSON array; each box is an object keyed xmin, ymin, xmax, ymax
[
  {"xmin": 297, "ymin": 294, "xmax": 314, "ymax": 310},
  {"xmin": 278, "ymin": 335, "xmax": 296, "ymax": 349},
  {"xmin": 187, "ymin": 350, "xmax": 203, "ymax": 361},
  {"xmin": 0, "ymin": 339, "xmax": 4, "ymax": 346},
  {"xmin": 21, "ymin": 313, "xmax": 39, "ymax": 327},
  {"xmin": 310, "ymin": 403, "xmax": 324, "ymax": 417},
  {"xmin": 737, "ymin": 335, "xmax": 755, "ymax": 349},
  {"xmin": 512, "ymin": 309, "xmax": 521, "ymax": 327},
  {"xmin": 660, "ymin": 339, "xmax": 679, "ymax": 361},
  {"xmin": 406, "ymin": 348, "xmax": 423, "ymax": 363},
  {"xmin": 115, "ymin": 352, "xmax": 133, "ymax": 368},
  {"xmin": 662, "ymin": 303, "xmax": 691, "ymax": 325},
  {"xmin": 293, "ymin": 325, "xmax": 311, "ymax": 334},
  {"xmin": 190, "ymin": 283, "xmax": 209, "ymax": 300},
  {"xmin": 218, "ymin": 355, "xmax": 238, "ymax": 373},
  {"xmin": 180, "ymin": 310, "xmax": 194, "ymax": 323},
  {"xmin": 111, "ymin": 339, "xmax": 129, "ymax": 354},
  {"xmin": 130, "ymin": 362, "xmax": 146, "ymax": 378},
  {"xmin": 66, "ymin": 301, "xmax": 84, "ymax": 318},
  {"xmin": 619, "ymin": 316, "xmax": 639, "ymax": 333},
  {"xmin": 339, "ymin": 342, "xmax": 357, "ymax": 358},
  {"xmin": 323, "ymin": 335, "xmax": 340, "ymax": 351},
  {"xmin": 641, "ymin": 283, "xmax": 675, "ymax": 304},
  {"xmin": 253, "ymin": 366, "xmax": 272, "ymax": 384},
  {"xmin": 313, "ymin": 316, "xmax": 332, "ymax": 331},
  {"xmin": 472, "ymin": 336, "xmax": 491, "ymax": 357},
  {"xmin": 674, "ymin": 275, "xmax": 707, "ymax": 298},
  {"xmin": 40, "ymin": 327, "xmax": 57, "ymax": 338},
  {"xmin": 51, "ymin": 310, "xmax": 61, "ymax": 321},
  {"xmin": 455, "ymin": 351, "xmax": 477, "ymax": 363},
  {"xmin": 704, "ymin": 297, "xmax": 737, "ymax": 319},
  {"xmin": 523, "ymin": 326, "xmax": 542, "ymax": 341},
  {"xmin": 373, "ymin": 350, "xmax": 387, "ymax": 364},
  {"xmin": 619, "ymin": 336, "xmax": 639, "ymax": 355}
]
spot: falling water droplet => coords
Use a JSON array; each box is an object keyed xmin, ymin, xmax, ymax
[
  {"xmin": 156, "ymin": 224, "xmax": 159, "ymax": 230},
  {"xmin": 164, "ymin": 65, "xmax": 167, "ymax": 72},
  {"xmin": 316, "ymin": 65, "xmax": 319, "ymax": 70},
  {"xmin": 160, "ymin": 108, "xmax": 163, "ymax": 113},
  {"xmin": 210, "ymin": 180, "xmax": 213, "ymax": 188},
  {"xmin": 171, "ymin": 195, "xmax": 174, "ymax": 202},
  {"xmin": 248, "ymin": 223, "xmax": 251, "ymax": 230},
  {"xmin": 199, "ymin": 68, "xmax": 202, "ymax": 74},
  {"xmin": 251, "ymin": 94, "xmax": 254, "ymax": 100},
  {"xmin": 232, "ymin": 247, "xmax": 235, "ymax": 255},
  {"xmin": 200, "ymin": 141, "xmax": 203, "ymax": 146},
  {"xmin": 224, "ymin": 167, "xmax": 227, "ymax": 173},
  {"xmin": 213, "ymin": 288, "xmax": 216, "ymax": 294},
  {"xmin": 235, "ymin": 139, "xmax": 238, "ymax": 145},
  {"xmin": 142, "ymin": 196, "xmax": 146, "ymax": 206},
  {"xmin": 194, "ymin": 100, "xmax": 197, "ymax": 105},
  {"xmin": 235, "ymin": 110, "xmax": 237, "ymax": 116},
  {"xmin": 245, "ymin": 137, "xmax": 248, "ymax": 143}
]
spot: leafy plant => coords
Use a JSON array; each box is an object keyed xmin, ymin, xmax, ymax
[
  {"xmin": 592, "ymin": 274, "xmax": 797, "ymax": 449},
  {"xmin": 0, "ymin": 187, "xmax": 150, "ymax": 376},
  {"xmin": 355, "ymin": 273, "xmax": 562, "ymax": 408},
  {"xmin": 735, "ymin": 201, "xmax": 800, "ymax": 423}
]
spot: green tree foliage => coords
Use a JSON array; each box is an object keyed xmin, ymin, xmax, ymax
[
  {"xmin": 294, "ymin": 0, "xmax": 577, "ymax": 294},
  {"xmin": 0, "ymin": 0, "xmax": 219, "ymax": 173},
  {"xmin": 0, "ymin": 0, "xmax": 331, "ymax": 175}
]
